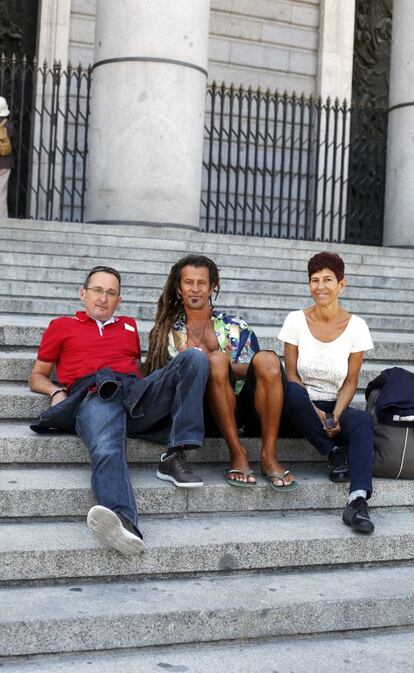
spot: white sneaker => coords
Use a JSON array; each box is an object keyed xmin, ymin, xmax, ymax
[{"xmin": 87, "ymin": 505, "xmax": 145, "ymax": 555}]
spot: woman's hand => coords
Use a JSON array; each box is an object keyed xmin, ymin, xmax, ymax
[
  {"xmin": 313, "ymin": 404, "xmax": 326, "ymax": 427},
  {"xmin": 323, "ymin": 414, "xmax": 341, "ymax": 437},
  {"xmin": 313, "ymin": 405, "xmax": 341, "ymax": 437}
]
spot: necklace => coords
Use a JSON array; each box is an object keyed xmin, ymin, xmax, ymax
[{"xmin": 186, "ymin": 318, "xmax": 210, "ymax": 351}]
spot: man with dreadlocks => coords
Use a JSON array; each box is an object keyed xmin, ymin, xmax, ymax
[{"xmin": 145, "ymin": 255, "xmax": 298, "ymax": 490}]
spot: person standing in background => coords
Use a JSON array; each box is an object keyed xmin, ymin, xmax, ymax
[{"xmin": 0, "ymin": 96, "xmax": 13, "ymax": 218}]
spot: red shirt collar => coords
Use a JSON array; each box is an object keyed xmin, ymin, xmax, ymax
[
  {"xmin": 74, "ymin": 311, "xmax": 118, "ymax": 324},
  {"xmin": 74, "ymin": 311, "xmax": 91, "ymax": 322}
]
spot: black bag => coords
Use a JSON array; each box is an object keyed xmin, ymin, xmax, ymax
[{"xmin": 366, "ymin": 388, "xmax": 414, "ymax": 479}]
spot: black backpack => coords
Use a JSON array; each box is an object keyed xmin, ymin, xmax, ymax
[{"xmin": 366, "ymin": 387, "xmax": 414, "ymax": 479}]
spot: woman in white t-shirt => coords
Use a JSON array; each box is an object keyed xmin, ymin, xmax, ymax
[{"xmin": 278, "ymin": 251, "xmax": 375, "ymax": 534}]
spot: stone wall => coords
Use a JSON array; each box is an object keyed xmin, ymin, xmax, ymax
[
  {"xmin": 68, "ymin": 0, "xmax": 96, "ymax": 65},
  {"xmin": 209, "ymin": 0, "xmax": 319, "ymax": 94},
  {"xmin": 65, "ymin": 0, "xmax": 320, "ymax": 94}
]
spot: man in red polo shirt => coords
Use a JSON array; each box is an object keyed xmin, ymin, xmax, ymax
[{"xmin": 28, "ymin": 266, "xmax": 209, "ymax": 555}]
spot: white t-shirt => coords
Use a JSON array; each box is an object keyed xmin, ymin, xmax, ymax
[{"xmin": 278, "ymin": 309, "xmax": 374, "ymax": 401}]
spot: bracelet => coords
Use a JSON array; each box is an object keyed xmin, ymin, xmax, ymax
[{"xmin": 50, "ymin": 388, "xmax": 68, "ymax": 399}]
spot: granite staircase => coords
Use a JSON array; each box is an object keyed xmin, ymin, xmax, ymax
[{"xmin": 1, "ymin": 219, "xmax": 414, "ymax": 671}]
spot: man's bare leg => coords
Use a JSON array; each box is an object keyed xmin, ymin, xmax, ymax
[
  {"xmin": 206, "ymin": 351, "xmax": 256, "ymax": 484},
  {"xmin": 252, "ymin": 351, "xmax": 295, "ymax": 486}
]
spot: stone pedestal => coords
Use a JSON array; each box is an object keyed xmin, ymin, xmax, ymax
[
  {"xmin": 86, "ymin": 0, "xmax": 210, "ymax": 227},
  {"xmin": 383, "ymin": 0, "xmax": 414, "ymax": 246}
]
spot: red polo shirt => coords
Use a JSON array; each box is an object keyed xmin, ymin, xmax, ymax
[{"xmin": 37, "ymin": 311, "xmax": 142, "ymax": 387}]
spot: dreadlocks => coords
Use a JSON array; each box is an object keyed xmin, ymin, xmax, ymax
[{"xmin": 144, "ymin": 255, "xmax": 220, "ymax": 374}]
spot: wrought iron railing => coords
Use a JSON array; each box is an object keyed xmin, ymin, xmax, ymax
[
  {"xmin": 0, "ymin": 54, "xmax": 91, "ymax": 221},
  {"xmin": 1, "ymin": 57, "xmax": 388, "ymax": 245},
  {"xmin": 200, "ymin": 83, "xmax": 388, "ymax": 245}
]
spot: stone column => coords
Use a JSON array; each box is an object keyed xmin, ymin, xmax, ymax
[
  {"xmin": 317, "ymin": 0, "xmax": 356, "ymax": 101},
  {"xmin": 383, "ymin": 0, "xmax": 414, "ymax": 246},
  {"xmin": 86, "ymin": 0, "xmax": 210, "ymax": 227},
  {"xmin": 36, "ymin": 0, "xmax": 71, "ymax": 65},
  {"xmin": 313, "ymin": 1, "xmax": 356, "ymax": 242}
]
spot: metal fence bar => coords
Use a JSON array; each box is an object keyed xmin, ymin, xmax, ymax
[
  {"xmin": 1, "ymin": 55, "xmax": 91, "ymax": 222},
  {"xmin": 35, "ymin": 61, "xmax": 47, "ymax": 219},
  {"xmin": 303, "ymin": 96, "xmax": 314, "ymax": 238},
  {"xmin": 204, "ymin": 83, "xmax": 215, "ymax": 232},
  {"xmin": 260, "ymin": 89, "xmax": 270, "ymax": 237},
  {"xmin": 69, "ymin": 64, "xmax": 83, "ymax": 220},
  {"xmin": 277, "ymin": 92, "xmax": 288, "ymax": 237},
  {"xmin": 14, "ymin": 57, "xmax": 27, "ymax": 216},
  {"xmin": 233, "ymin": 86, "xmax": 243, "ymax": 235},
  {"xmin": 242, "ymin": 88, "xmax": 252, "ymax": 236},
  {"xmin": 268, "ymin": 90, "xmax": 279, "ymax": 236},
  {"xmin": 224, "ymin": 85, "xmax": 233, "ymax": 234},
  {"xmin": 79, "ymin": 65, "xmax": 92, "ymax": 220},
  {"xmin": 337, "ymin": 100, "xmax": 348, "ymax": 242},
  {"xmin": 251, "ymin": 89, "xmax": 261, "ymax": 235},
  {"xmin": 286, "ymin": 92, "xmax": 296, "ymax": 238},
  {"xmin": 295, "ymin": 93, "xmax": 306, "ymax": 240},
  {"xmin": 59, "ymin": 64, "xmax": 71, "ymax": 221},
  {"xmin": 46, "ymin": 62, "xmax": 60, "ymax": 220}
]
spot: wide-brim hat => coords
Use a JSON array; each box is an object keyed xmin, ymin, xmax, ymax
[{"xmin": 0, "ymin": 97, "xmax": 10, "ymax": 116}]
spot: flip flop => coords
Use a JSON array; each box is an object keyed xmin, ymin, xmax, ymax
[
  {"xmin": 262, "ymin": 470, "xmax": 299, "ymax": 492},
  {"xmin": 224, "ymin": 468, "xmax": 257, "ymax": 488}
]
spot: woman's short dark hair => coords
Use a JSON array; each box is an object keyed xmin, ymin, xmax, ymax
[
  {"xmin": 83, "ymin": 265, "xmax": 121, "ymax": 291},
  {"xmin": 307, "ymin": 252, "xmax": 344, "ymax": 282}
]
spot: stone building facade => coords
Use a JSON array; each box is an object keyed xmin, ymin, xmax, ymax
[{"xmin": 1, "ymin": 0, "xmax": 412, "ymax": 246}]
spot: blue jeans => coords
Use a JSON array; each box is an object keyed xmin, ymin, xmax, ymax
[
  {"xmin": 75, "ymin": 349, "xmax": 209, "ymax": 527},
  {"xmin": 284, "ymin": 382, "xmax": 374, "ymax": 497}
]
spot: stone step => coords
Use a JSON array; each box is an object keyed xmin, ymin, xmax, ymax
[
  {"xmin": 3, "ymin": 274, "xmax": 414, "ymax": 309},
  {"xmin": 3, "ymin": 218, "xmax": 414, "ymax": 262},
  {"xmin": 1, "ymin": 244, "xmax": 414, "ymax": 282},
  {"xmin": 0, "ymin": 237, "xmax": 372, "ymax": 271},
  {"xmin": 0, "ymin": 228, "xmax": 372, "ymax": 266},
  {"xmin": 1, "ymin": 347, "xmax": 409, "ymax": 383},
  {"xmin": 1, "ymin": 299, "xmax": 413, "ymax": 331},
  {"xmin": 1, "ymin": 323, "xmax": 413, "ymax": 363},
  {"xmin": 0, "ymin": 383, "xmax": 368, "ymax": 419},
  {"xmin": 0, "ymin": 280, "xmax": 411, "ymax": 320},
  {"xmin": 0, "ymin": 352, "xmax": 41, "ymax": 380},
  {"xmin": 0, "ymin": 383, "xmax": 367, "ymax": 418},
  {"xmin": 0, "ymin": 322, "xmax": 50, "ymax": 347},
  {"xmin": 2, "ymin": 564, "xmax": 414, "ymax": 656},
  {"xmin": 0, "ymin": 423, "xmax": 319, "ymax": 464},
  {"xmin": 1, "ymin": 508, "xmax": 413, "ymax": 584},
  {"xmin": 1, "ymin": 630, "xmax": 413, "ymax": 673},
  {"xmin": 0, "ymin": 464, "xmax": 411, "ymax": 518},
  {"xmin": 2, "ymin": 257, "xmax": 414, "ymax": 293}
]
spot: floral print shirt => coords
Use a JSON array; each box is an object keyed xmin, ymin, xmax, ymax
[{"xmin": 168, "ymin": 310, "xmax": 260, "ymax": 394}]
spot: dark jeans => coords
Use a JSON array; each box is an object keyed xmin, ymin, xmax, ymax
[
  {"xmin": 75, "ymin": 349, "xmax": 209, "ymax": 528},
  {"xmin": 284, "ymin": 381, "xmax": 374, "ymax": 497}
]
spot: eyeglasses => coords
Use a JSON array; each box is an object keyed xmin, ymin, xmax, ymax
[{"xmin": 85, "ymin": 287, "xmax": 119, "ymax": 298}]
